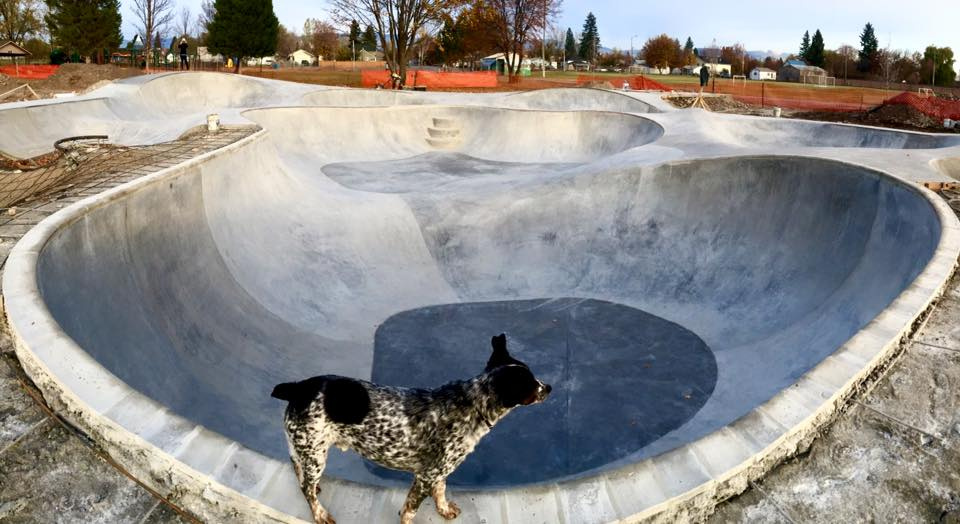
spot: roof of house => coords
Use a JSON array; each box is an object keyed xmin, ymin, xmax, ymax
[
  {"xmin": 288, "ymin": 49, "xmax": 315, "ymax": 58},
  {"xmin": 752, "ymin": 67, "xmax": 775, "ymax": 72},
  {"xmin": 0, "ymin": 41, "xmax": 30, "ymax": 57}
]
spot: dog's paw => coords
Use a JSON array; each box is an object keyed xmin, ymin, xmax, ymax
[
  {"xmin": 313, "ymin": 509, "xmax": 336, "ymax": 524},
  {"xmin": 437, "ymin": 500, "xmax": 461, "ymax": 520}
]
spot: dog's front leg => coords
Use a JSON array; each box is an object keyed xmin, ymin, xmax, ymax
[
  {"xmin": 400, "ymin": 476, "xmax": 430, "ymax": 524},
  {"xmin": 431, "ymin": 480, "xmax": 460, "ymax": 520}
]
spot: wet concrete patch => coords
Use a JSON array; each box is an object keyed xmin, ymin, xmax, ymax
[{"xmin": 369, "ymin": 297, "xmax": 717, "ymax": 487}]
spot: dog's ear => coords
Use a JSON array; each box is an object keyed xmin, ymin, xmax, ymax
[
  {"xmin": 486, "ymin": 333, "xmax": 515, "ymax": 372},
  {"xmin": 489, "ymin": 365, "xmax": 539, "ymax": 408}
]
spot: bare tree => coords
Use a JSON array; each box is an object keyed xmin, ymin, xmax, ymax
[
  {"xmin": 132, "ymin": 0, "xmax": 175, "ymax": 71},
  {"xmin": 196, "ymin": 0, "xmax": 214, "ymax": 40},
  {"xmin": 488, "ymin": 0, "xmax": 561, "ymax": 81},
  {"xmin": 329, "ymin": 0, "xmax": 461, "ymax": 88},
  {"xmin": 837, "ymin": 44, "xmax": 856, "ymax": 83},
  {"xmin": 276, "ymin": 24, "xmax": 300, "ymax": 58},
  {"xmin": 177, "ymin": 6, "xmax": 191, "ymax": 37},
  {"xmin": 0, "ymin": 0, "xmax": 44, "ymax": 43},
  {"xmin": 303, "ymin": 18, "xmax": 338, "ymax": 61}
]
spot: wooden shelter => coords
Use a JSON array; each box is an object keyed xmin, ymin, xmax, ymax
[{"xmin": 0, "ymin": 41, "xmax": 31, "ymax": 76}]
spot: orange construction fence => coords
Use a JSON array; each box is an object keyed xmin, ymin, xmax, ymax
[
  {"xmin": 576, "ymin": 74, "xmax": 673, "ymax": 92},
  {"xmin": 361, "ymin": 70, "xmax": 498, "ymax": 89},
  {"xmin": 0, "ymin": 64, "xmax": 59, "ymax": 79},
  {"xmin": 883, "ymin": 92, "xmax": 960, "ymax": 121}
]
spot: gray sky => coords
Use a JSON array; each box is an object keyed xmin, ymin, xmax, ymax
[{"xmin": 121, "ymin": 0, "xmax": 959, "ymax": 60}]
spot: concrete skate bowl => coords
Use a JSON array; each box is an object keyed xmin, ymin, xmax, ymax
[
  {"xmin": 243, "ymin": 105, "xmax": 664, "ymax": 163},
  {"xmin": 714, "ymin": 117, "xmax": 960, "ymax": 149},
  {"xmin": 301, "ymin": 88, "xmax": 435, "ymax": 107},
  {"xmin": 136, "ymin": 72, "xmax": 277, "ymax": 111},
  {"xmin": 0, "ymin": 98, "xmax": 131, "ymax": 157},
  {"xmin": 500, "ymin": 88, "xmax": 658, "ymax": 113},
  {"xmin": 6, "ymin": 87, "xmax": 959, "ymax": 523}
]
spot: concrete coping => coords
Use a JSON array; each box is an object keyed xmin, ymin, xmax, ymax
[{"xmin": 3, "ymin": 127, "xmax": 959, "ymax": 523}]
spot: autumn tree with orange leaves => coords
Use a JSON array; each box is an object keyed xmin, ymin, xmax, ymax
[{"xmin": 640, "ymin": 33, "xmax": 681, "ymax": 71}]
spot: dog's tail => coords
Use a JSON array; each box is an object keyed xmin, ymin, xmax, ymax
[{"xmin": 270, "ymin": 382, "xmax": 300, "ymax": 401}]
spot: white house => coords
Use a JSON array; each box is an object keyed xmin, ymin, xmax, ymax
[
  {"xmin": 358, "ymin": 49, "xmax": 382, "ymax": 61},
  {"xmin": 197, "ymin": 47, "xmax": 223, "ymax": 62},
  {"xmin": 750, "ymin": 67, "xmax": 776, "ymax": 81},
  {"xmin": 246, "ymin": 56, "xmax": 276, "ymax": 67},
  {"xmin": 288, "ymin": 49, "xmax": 315, "ymax": 66},
  {"xmin": 695, "ymin": 63, "xmax": 732, "ymax": 76}
]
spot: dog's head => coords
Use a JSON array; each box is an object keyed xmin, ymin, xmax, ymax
[{"xmin": 485, "ymin": 333, "xmax": 551, "ymax": 408}]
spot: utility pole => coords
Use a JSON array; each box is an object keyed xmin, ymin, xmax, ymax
[
  {"xmin": 932, "ymin": 49, "xmax": 937, "ymax": 87},
  {"xmin": 630, "ymin": 34, "xmax": 637, "ymax": 72},
  {"xmin": 541, "ymin": 0, "xmax": 546, "ymax": 78}
]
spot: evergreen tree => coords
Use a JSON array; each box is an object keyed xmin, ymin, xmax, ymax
[
  {"xmin": 348, "ymin": 19, "xmax": 361, "ymax": 50},
  {"xmin": 578, "ymin": 12, "xmax": 599, "ymax": 63},
  {"xmin": 858, "ymin": 22, "xmax": 878, "ymax": 73},
  {"xmin": 684, "ymin": 37, "xmax": 694, "ymax": 55},
  {"xmin": 207, "ymin": 0, "xmax": 278, "ymax": 72},
  {"xmin": 564, "ymin": 27, "xmax": 576, "ymax": 62},
  {"xmin": 807, "ymin": 29, "xmax": 825, "ymax": 67},
  {"xmin": 45, "ymin": 0, "xmax": 122, "ymax": 63},
  {"xmin": 799, "ymin": 30, "xmax": 810, "ymax": 61},
  {"xmin": 361, "ymin": 24, "xmax": 376, "ymax": 51}
]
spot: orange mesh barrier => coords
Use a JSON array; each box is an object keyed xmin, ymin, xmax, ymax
[
  {"xmin": 650, "ymin": 77, "xmax": 893, "ymax": 112},
  {"xmin": 361, "ymin": 70, "xmax": 498, "ymax": 89},
  {"xmin": 883, "ymin": 92, "xmax": 960, "ymax": 120},
  {"xmin": 576, "ymin": 74, "xmax": 672, "ymax": 91},
  {"xmin": 0, "ymin": 65, "xmax": 59, "ymax": 79}
]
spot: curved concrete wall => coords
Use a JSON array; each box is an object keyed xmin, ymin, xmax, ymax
[
  {"xmin": 500, "ymin": 88, "xmax": 658, "ymax": 113},
  {"xmin": 243, "ymin": 106, "xmax": 664, "ymax": 163},
  {"xmin": 713, "ymin": 117, "xmax": 960, "ymax": 149},
  {"xmin": 35, "ymin": 127, "xmax": 940, "ymax": 486}
]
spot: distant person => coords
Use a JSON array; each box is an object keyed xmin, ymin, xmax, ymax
[
  {"xmin": 699, "ymin": 65, "xmax": 710, "ymax": 92},
  {"xmin": 178, "ymin": 38, "xmax": 189, "ymax": 71}
]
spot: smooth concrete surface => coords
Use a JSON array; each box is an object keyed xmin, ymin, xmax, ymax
[{"xmin": 4, "ymin": 74, "xmax": 960, "ymax": 523}]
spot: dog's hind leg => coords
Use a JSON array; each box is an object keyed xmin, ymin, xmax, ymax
[
  {"xmin": 292, "ymin": 436, "xmax": 335, "ymax": 524},
  {"xmin": 400, "ymin": 476, "xmax": 431, "ymax": 524},
  {"xmin": 431, "ymin": 480, "xmax": 461, "ymax": 520}
]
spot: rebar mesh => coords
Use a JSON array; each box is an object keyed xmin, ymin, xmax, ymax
[{"xmin": 0, "ymin": 126, "xmax": 258, "ymax": 215}]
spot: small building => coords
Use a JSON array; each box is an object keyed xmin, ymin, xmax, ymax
[
  {"xmin": 288, "ymin": 49, "xmax": 315, "ymax": 66},
  {"xmin": 246, "ymin": 55, "xmax": 276, "ymax": 67},
  {"xmin": 357, "ymin": 49, "xmax": 382, "ymax": 61},
  {"xmin": 482, "ymin": 53, "xmax": 531, "ymax": 75},
  {"xmin": 0, "ymin": 41, "xmax": 30, "ymax": 75},
  {"xmin": 750, "ymin": 67, "xmax": 776, "ymax": 81},
  {"xmin": 696, "ymin": 58, "xmax": 731, "ymax": 77},
  {"xmin": 197, "ymin": 47, "xmax": 223, "ymax": 63},
  {"xmin": 778, "ymin": 59, "xmax": 827, "ymax": 82}
]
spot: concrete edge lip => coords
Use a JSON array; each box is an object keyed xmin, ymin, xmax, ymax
[{"xmin": 3, "ymin": 135, "xmax": 959, "ymax": 523}]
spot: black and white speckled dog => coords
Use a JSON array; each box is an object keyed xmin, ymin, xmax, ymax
[{"xmin": 271, "ymin": 333, "xmax": 551, "ymax": 524}]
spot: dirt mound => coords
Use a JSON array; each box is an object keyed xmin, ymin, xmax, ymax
[
  {"xmin": 579, "ymin": 80, "xmax": 614, "ymax": 90},
  {"xmin": 666, "ymin": 94, "xmax": 757, "ymax": 113},
  {"xmin": 1, "ymin": 64, "xmax": 141, "ymax": 102},
  {"xmin": 789, "ymin": 102, "xmax": 957, "ymax": 133},
  {"xmin": 864, "ymin": 103, "xmax": 940, "ymax": 129}
]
